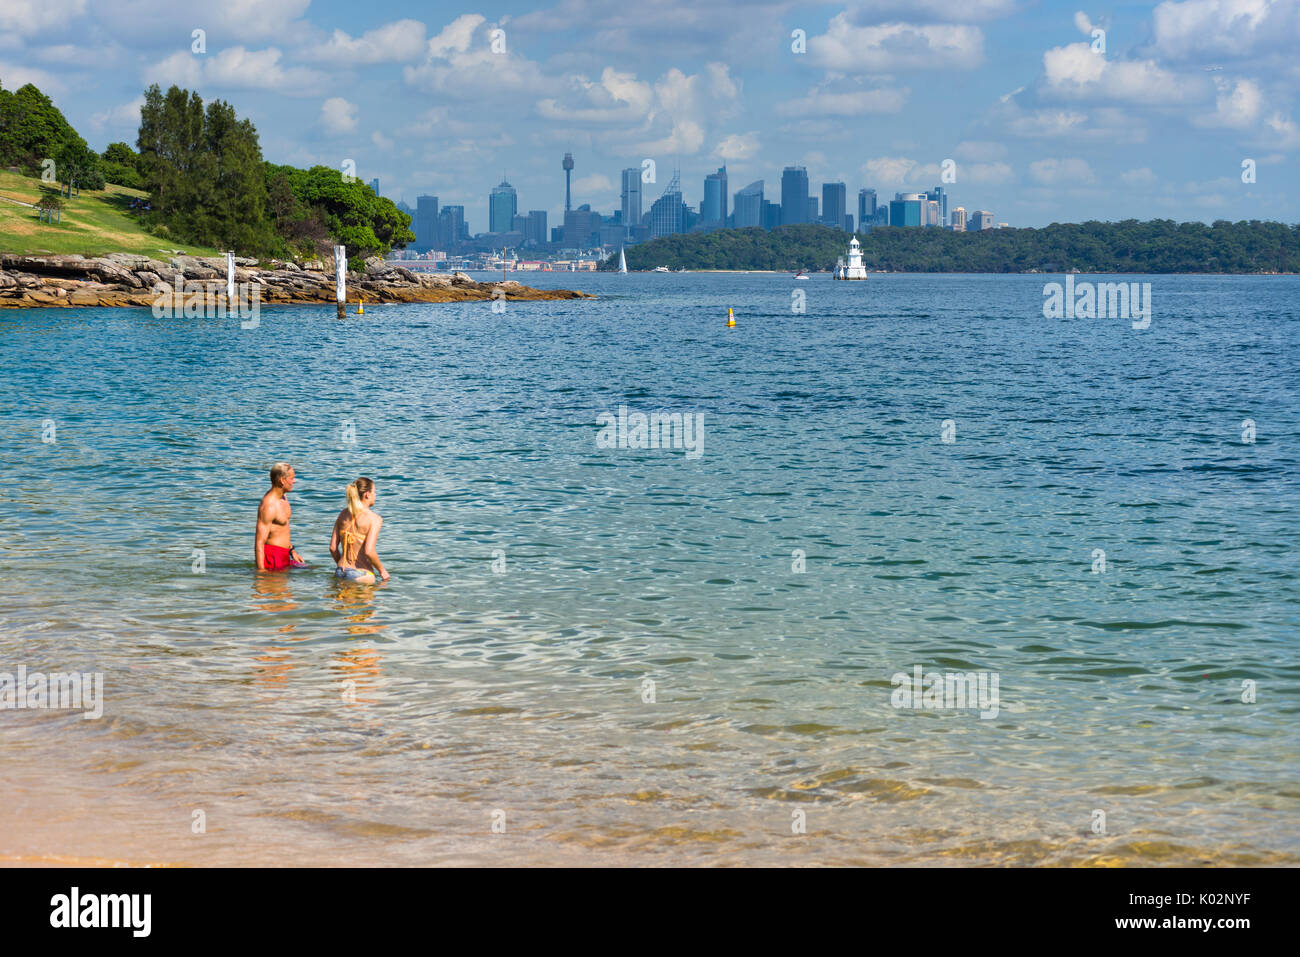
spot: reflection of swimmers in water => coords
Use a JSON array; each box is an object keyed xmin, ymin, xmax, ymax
[
  {"xmin": 256, "ymin": 462, "xmax": 307, "ymax": 571},
  {"xmin": 330, "ymin": 477, "xmax": 389, "ymax": 584}
]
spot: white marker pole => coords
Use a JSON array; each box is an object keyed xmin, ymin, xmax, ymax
[
  {"xmin": 334, "ymin": 245, "xmax": 347, "ymax": 318},
  {"xmin": 226, "ymin": 252, "xmax": 235, "ymax": 304}
]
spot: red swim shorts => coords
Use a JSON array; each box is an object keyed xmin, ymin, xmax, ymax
[{"xmin": 263, "ymin": 543, "xmax": 292, "ymax": 570}]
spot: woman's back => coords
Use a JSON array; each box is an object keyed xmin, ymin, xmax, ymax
[
  {"xmin": 335, "ymin": 509, "xmax": 375, "ymax": 569},
  {"xmin": 333, "ymin": 477, "xmax": 388, "ymax": 583}
]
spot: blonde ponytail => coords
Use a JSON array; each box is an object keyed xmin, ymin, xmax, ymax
[{"xmin": 345, "ymin": 477, "xmax": 374, "ymax": 520}]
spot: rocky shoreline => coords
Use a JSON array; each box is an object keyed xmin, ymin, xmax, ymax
[{"xmin": 0, "ymin": 253, "xmax": 592, "ymax": 308}]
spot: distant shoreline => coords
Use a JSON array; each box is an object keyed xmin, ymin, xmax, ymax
[{"xmin": 606, "ymin": 221, "xmax": 1300, "ymax": 275}]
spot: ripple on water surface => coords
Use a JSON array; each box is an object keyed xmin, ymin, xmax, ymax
[{"xmin": 1, "ymin": 273, "xmax": 1298, "ymax": 865}]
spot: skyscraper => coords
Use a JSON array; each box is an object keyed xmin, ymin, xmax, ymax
[
  {"xmin": 807, "ymin": 196, "xmax": 818, "ymax": 222},
  {"xmin": 858, "ymin": 188, "xmax": 877, "ymax": 230},
  {"xmin": 889, "ymin": 193, "xmax": 924, "ymax": 227},
  {"xmin": 822, "ymin": 182, "xmax": 846, "ymax": 230},
  {"xmin": 437, "ymin": 205, "xmax": 465, "ymax": 248},
  {"xmin": 969, "ymin": 209, "xmax": 994, "ymax": 230},
  {"xmin": 950, "ymin": 206, "xmax": 967, "ymax": 231},
  {"xmin": 924, "ymin": 187, "xmax": 948, "ymax": 226},
  {"xmin": 621, "ymin": 168, "xmax": 642, "ymax": 232},
  {"xmin": 733, "ymin": 180, "xmax": 763, "ymax": 228},
  {"xmin": 415, "ymin": 194, "xmax": 438, "ymax": 250},
  {"xmin": 489, "ymin": 178, "xmax": 517, "ymax": 234},
  {"xmin": 646, "ymin": 170, "xmax": 686, "ymax": 238},
  {"xmin": 563, "ymin": 205, "xmax": 602, "ymax": 247},
  {"xmin": 780, "ymin": 166, "xmax": 809, "ymax": 225},
  {"xmin": 599, "ymin": 222, "xmax": 628, "ymax": 247},
  {"xmin": 761, "ymin": 200, "xmax": 782, "ymax": 230},
  {"xmin": 369, "ymin": 178, "xmax": 380, "ymax": 196},
  {"xmin": 562, "ymin": 153, "xmax": 574, "ymax": 214},
  {"xmin": 702, "ymin": 166, "xmax": 728, "ymax": 226},
  {"xmin": 927, "ymin": 186, "xmax": 948, "ymax": 226},
  {"xmin": 525, "ymin": 210, "xmax": 548, "ymax": 245}
]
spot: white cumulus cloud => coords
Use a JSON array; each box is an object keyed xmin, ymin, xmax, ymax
[
  {"xmin": 811, "ymin": 16, "xmax": 985, "ymax": 71},
  {"xmin": 860, "ymin": 156, "xmax": 918, "ymax": 187},
  {"xmin": 715, "ymin": 132, "xmax": 760, "ymax": 161},
  {"xmin": 1196, "ymin": 76, "xmax": 1263, "ymax": 127},
  {"xmin": 145, "ymin": 47, "xmax": 329, "ymax": 96},
  {"xmin": 1149, "ymin": 0, "xmax": 1293, "ymax": 61},
  {"xmin": 308, "ymin": 20, "xmax": 428, "ymax": 64},
  {"xmin": 405, "ymin": 15, "xmax": 558, "ymax": 101},
  {"xmin": 320, "ymin": 97, "xmax": 358, "ymax": 135},
  {"xmin": 0, "ymin": 0, "xmax": 87, "ymax": 37},
  {"xmin": 1043, "ymin": 42, "xmax": 1192, "ymax": 103}
]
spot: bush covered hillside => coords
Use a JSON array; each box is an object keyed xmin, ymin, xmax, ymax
[
  {"xmin": 606, "ymin": 221, "xmax": 1300, "ymax": 274},
  {"xmin": 0, "ymin": 78, "xmax": 414, "ymax": 263}
]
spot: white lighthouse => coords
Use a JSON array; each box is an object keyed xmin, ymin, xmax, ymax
[{"xmin": 833, "ymin": 236, "xmax": 868, "ymax": 280}]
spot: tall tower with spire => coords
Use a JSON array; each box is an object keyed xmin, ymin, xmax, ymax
[{"xmin": 562, "ymin": 152, "xmax": 574, "ymax": 213}]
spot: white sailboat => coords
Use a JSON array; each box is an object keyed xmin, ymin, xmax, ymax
[{"xmin": 618, "ymin": 248, "xmax": 627, "ymax": 273}]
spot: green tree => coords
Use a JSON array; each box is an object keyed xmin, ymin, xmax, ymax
[
  {"xmin": 55, "ymin": 137, "xmax": 104, "ymax": 193},
  {"xmin": 101, "ymin": 141, "xmax": 142, "ymax": 188},
  {"xmin": 103, "ymin": 142, "xmax": 136, "ymax": 166},
  {"xmin": 0, "ymin": 80, "xmax": 102, "ymax": 188},
  {"xmin": 135, "ymin": 84, "xmax": 275, "ymax": 252},
  {"xmin": 266, "ymin": 163, "xmax": 414, "ymax": 260}
]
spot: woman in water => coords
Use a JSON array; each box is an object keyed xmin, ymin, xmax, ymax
[{"xmin": 330, "ymin": 477, "xmax": 390, "ymax": 583}]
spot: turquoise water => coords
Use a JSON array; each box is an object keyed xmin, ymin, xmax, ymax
[{"xmin": 1, "ymin": 272, "xmax": 1297, "ymax": 866}]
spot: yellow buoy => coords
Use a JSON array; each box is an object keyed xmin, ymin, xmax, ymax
[
  {"xmin": 726, "ymin": 307, "xmax": 735, "ymax": 327},
  {"xmin": 356, "ymin": 297, "xmax": 364, "ymax": 315}
]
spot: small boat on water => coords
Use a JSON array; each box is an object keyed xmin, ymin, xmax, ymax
[
  {"xmin": 652, "ymin": 265, "xmax": 671, "ymax": 273},
  {"xmin": 793, "ymin": 270, "xmax": 809, "ymax": 279},
  {"xmin": 618, "ymin": 248, "xmax": 627, "ymax": 273}
]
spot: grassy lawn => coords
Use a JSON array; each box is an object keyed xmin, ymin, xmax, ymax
[{"xmin": 0, "ymin": 170, "xmax": 220, "ymax": 258}]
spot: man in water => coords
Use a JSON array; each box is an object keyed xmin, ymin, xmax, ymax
[{"xmin": 256, "ymin": 462, "xmax": 306, "ymax": 571}]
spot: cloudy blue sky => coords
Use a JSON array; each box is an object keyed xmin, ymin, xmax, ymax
[{"xmin": 3, "ymin": 0, "xmax": 1297, "ymax": 230}]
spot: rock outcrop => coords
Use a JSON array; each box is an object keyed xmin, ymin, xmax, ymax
[{"xmin": 0, "ymin": 254, "xmax": 592, "ymax": 308}]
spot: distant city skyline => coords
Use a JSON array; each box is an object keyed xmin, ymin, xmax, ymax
[
  {"xmin": 7, "ymin": 1, "xmax": 1292, "ymax": 233},
  {"xmin": 393, "ymin": 153, "xmax": 1003, "ymax": 248},
  {"xmin": 389, "ymin": 148, "xmax": 1008, "ymax": 257}
]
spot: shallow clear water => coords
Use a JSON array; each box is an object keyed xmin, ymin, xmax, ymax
[{"xmin": 1, "ymin": 272, "xmax": 1298, "ymax": 866}]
